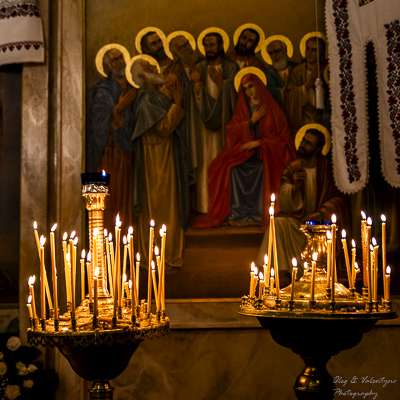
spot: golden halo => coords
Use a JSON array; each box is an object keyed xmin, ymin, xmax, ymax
[
  {"xmin": 135, "ymin": 27, "xmax": 167, "ymax": 54},
  {"xmin": 233, "ymin": 23, "xmax": 265, "ymax": 54},
  {"xmin": 125, "ymin": 54, "xmax": 161, "ymax": 88},
  {"xmin": 95, "ymin": 44, "xmax": 131, "ymax": 78},
  {"xmin": 197, "ymin": 27, "xmax": 229, "ymax": 56},
  {"xmin": 165, "ymin": 30, "xmax": 196, "ymax": 61},
  {"xmin": 295, "ymin": 123, "xmax": 331, "ymax": 156},
  {"xmin": 234, "ymin": 67, "xmax": 267, "ymax": 92},
  {"xmin": 299, "ymin": 31, "xmax": 328, "ymax": 59},
  {"xmin": 261, "ymin": 35, "xmax": 294, "ymax": 65}
]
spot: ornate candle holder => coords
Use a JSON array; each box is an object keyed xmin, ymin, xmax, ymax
[
  {"xmin": 27, "ymin": 173, "xmax": 169, "ymax": 399},
  {"xmin": 239, "ymin": 222, "xmax": 397, "ymax": 400}
]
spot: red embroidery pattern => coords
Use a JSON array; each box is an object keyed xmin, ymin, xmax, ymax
[
  {"xmin": 385, "ymin": 20, "xmax": 400, "ymax": 174},
  {"xmin": 332, "ymin": 0, "xmax": 361, "ymax": 184},
  {"xmin": 0, "ymin": 3, "xmax": 41, "ymax": 20},
  {"xmin": 0, "ymin": 41, "xmax": 44, "ymax": 53}
]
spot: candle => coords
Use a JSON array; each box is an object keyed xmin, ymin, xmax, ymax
[
  {"xmin": 123, "ymin": 273, "xmax": 129, "ymax": 299},
  {"xmin": 27, "ymin": 295, "xmax": 33, "ymax": 319},
  {"xmin": 128, "ymin": 279, "xmax": 132, "ymax": 300},
  {"xmin": 253, "ymin": 267, "xmax": 259, "ymax": 298},
  {"xmin": 148, "ymin": 220, "xmax": 155, "ymax": 314},
  {"xmin": 270, "ymin": 206, "xmax": 280, "ymax": 299},
  {"xmin": 291, "ymin": 258, "xmax": 297, "ymax": 301},
  {"xmin": 384, "ymin": 266, "xmax": 391, "ymax": 301},
  {"xmin": 127, "ymin": 226, "xmax": 134, "ymax": 261},
  {"xmin": 351, "ymin": 240, "xmax": 356, "ymax": 288},
  {"xmin": 326, "ymin": 230, "xmax": 332, "ymax": 288},
  {"xmin": 155, "ymin": 246, "xmax": 163, "ymax": 311},
  {"xmin": 50, "ymin": 224, "xmax": 58, "ymax": 317},
  {"xmin": 381, "ymin": 215, "xmax": 387, "ymax": 283},
  {"xmin": 354, "ymin": 262, "xmax": 360, "ymax": 288},
  {"xmin": 66, "ymin": 253, "xmax": 75, "ymax": 321},
  {"xmin": 311, "ymin": 253, "xmax": 317, "ymax": 302},
  {"xmin": 128, "ymin": 234, "xmax": 138, "ymax": 308},
  {"xmin": 267, "ymin": 208, "xmax": 273, "ymax": 286},
  {"xmin": 263, "ymin": 254, "xmax": 269, "ymax": 288},
  {"xmin": 151, "ymin": 261, "xmax": 159, "ymax": 312},
  {"xmin": 331, "ymin": 214, "xmax": 337, "ymax": 303},
  {"xmin": 366, "ymin": 217, "xmax": 372, "ymax": 290},
  {"xmin": 258, "ymin": 272, "xmax": 264, "ymax": 300},
  {"xmin": 39, "ymin": 236, "xmax": 46, "ymax": 321},
  {"xmin": 136, "ymin": 253, "xmax": 140, "ymax": 297},
  {"xmin": 372, "ymin": 238, "xmax": 379, "ymax": 302},
  {"xmin": 161, "ymin": 225, "xmax": 166, "ymax": 311},
  {"xmin": 368, "ymin": 244, "xmax": 373, "ymax": 303},
  {"xmin": 122, "ymin": 235, "xmax": 128, "ymax": 305},
  {"xmin": 341, "ymin": 230, "xmax": 352, "ymax": 288},
  {"xmin": 80, "ymin": 250, "xmax": 86, "ymax": 302},
  {"xmin": 62, "ymin": 232, "xmax": 71, "ymax": 303},
  {"xmin": 114, "ymin": 216, "xmax": 122, "ymax": 316},
  {"xmin": 249, "ymin": 262, "xmax": 255, "ymax": 296},
  {"xmin": 270, "ymin": 268, "xmax": 275, "ymax": 294},
  {"xmin": 28, "ymin": 276, "xmax": 37, "ymax": 320},
  {"xmin": 361, "ymin": 211, "xmax": 367, "ymax": 287},
  {"xmin": 304, "ymin": 262, "xmax": 308, "ymax": 274},
  {"xmin": 108, "ymin": 233, "xmax": 114, "ymax": 297},
  {"xmin": 93, "ymin": 267, "xmax": 99, "ymax": 319},
  {"xmin": 86, "ymin": 251, "xmax": 93, "ymax": 303},
  {"xmin": 71, "ymin": 236, "xmax": 78, "ymax": 316},
  {"xmin": 105, "ymin": 230, "xmax": 112, "ymax": 297}
]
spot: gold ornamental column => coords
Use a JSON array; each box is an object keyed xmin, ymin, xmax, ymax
[{"xmin": 82, "ymin": 173, "xmax": 110, "ymax": 298}]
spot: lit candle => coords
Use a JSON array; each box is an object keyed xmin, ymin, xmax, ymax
[
  {"xmin": 39, "ymin": 236, "xmax": 46, "ymax": 321},
  {"xmin": 136, "ymin": 253, "xmax": 140, "ymax": 297},
  {"xmin": 128, "ymin": 279, "xmax": 132, "ymax": 300},
  {"xmin": 361, "ymin": 211, "xmax": 367, "ymax": 287},
  {"xmin": 71, "ymin": 236, "xmax": 78, "ymax": 316},
  {"xmin": 66, "ymin": 253, "xmax": 75, "ymax": 321},
  {"xmin": 331, "ymin": 214, "xmax": 337, "ymax": 303},
  {"xmin": 80, "ymin": 250, "xmax": 86, "ymax": 302},
  {"xmin": 253, "ymin": 267, "xmax": 259, "ymax": 298},
  {"xmin": 148, "ymin": 220, "xmax": 155, "ymax": 314},
  {"xmin": 86, "ymin": 251, "xmax": 92, "ymax": 303},
  {"xmin": 27, "ymin": 295, "xmax": 33, "ymax": 319},
  {"xmin": 267, "ymin": 208, "xmax": 273, "ymax": 286},
  {"xmin": 270, "ymin": 206, "xmax": 280, "ymax": 299},
  {"xmin": 258, "ymin": 272, "xmax": 264, "ymax": 300},
  {"xmin": 263, "ymin": 254, "xmax": 269, "ymax": 288},
  {"xmin": 161, "ymin": 225, "xmax": 166, "ymax": 311},
  {"xmin": 366, "ymin": 217, "xmax": 372, "ymax": 291},
  {"xmin": 105, "ymin": 229, "xmax": 112, "ymax": 297},
  {"xmin": 62, "ymin": 232, "xmax": 71, "ymax": 304},
  {"xmin": 326, "ymin": 230, "xmax": 332, "ymax": 288},
  {"xmin": 311, "ymin": 253, "xmax": 317, "ymax": 302},
  {"xmin": 28, "ymin": 276, "xmax": 37, "ymax": 320},
  {"xmin": 368, "ymin": 244, "xmax": 373, "ymax": 303},
  {"xmin": 93, "ymin": 267, "xmax": 99, "ymax": 319},
  {"xmin": 341, "ymin": 230, "xmax": 352, "ymax": 288},
  {"xmin": 304, "ymin": 262, "xmax": 308, "ymax": 274},
  {"xmin": 123, "ymin": 273, "xmax": 129, "ymax": 299},
  {"xmin": 384, "ymin": 266, "xmax": 391, "ymax": 301},
  {"xmin": 114, "ymin": 216, "xmax": 122, "ymax": 315},
  {"xmin": 50, "ymin": 224, "xmax": 58, "ymax": 317},
  {"xmin": 151, "ymin": 261, "xmax": 159, "ymax": 312},
  {"xmin": 271, "ymin": 193, "xmax": 275, "ymax": 209},
  {"xmin": 372, "ymin": 237, "xmax": 379, "ymax": 302},
  {"xmin": 108, "ymin": 233, "xmax": 114, "ymax": 297},
  {"xmin": 291, "ymin": 258, "xmax": 297, "ymax": 301},
  {"xmin": 128, "ymin": 233, "xmax": 138, "ymax": 308},
  {"xmin": 155, "ymin": 246, "xmax": 162, "ymax": 311},
  {"xmin": 127, "ymin": 226, "xmax": 134, "ymax": 262},
  {"xmin": 381, "ymin": 215, "xmax": 387, "ymax": 283},
  {"xmin": 249, "ymin": 262, "xmax": 255, "ymax": 296},
  {"xmin": 122, "ymin": 235, "xmax": 128, "ymax": 305},
  {"xmin": 351, "ymin": 240, "xmax": 356, "ymax": 288},
  {"xmin": 270, "ymin": 268, "xmax": 275, "ymax": 294},
  {"xmin": 354, "ymin": 262, "xmax": 360, "ymax": 288}
]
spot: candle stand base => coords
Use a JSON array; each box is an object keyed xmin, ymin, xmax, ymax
[{"xmin": 88, "ymin": 380, "xmax": 114, "ymax": 400}]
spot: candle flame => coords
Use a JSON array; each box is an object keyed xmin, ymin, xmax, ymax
[
  {"xmin": 259, "ymin": 272, "xmax": 264, "ymax": 281},
  {"xmin": 367, "ymin": 217, "xmax": 372, "ymax": 226},
  {"xmin": 369, "ymin": 244, "xmax": 374, "ymax": 252},
  {"xmin": 159, "ymin": 228, "xmax": 163, "ymax": 236},
  {"xmin": 326, "ymin": 230, "xmax": 332, "ymax": 240},
  {"xmin": 51, "ymin": 223, "xmax": 57, "ymax": 232},
  {"xmin": 136, "ymin": 253, "xmax": 140, "ymax": 262},
  {"xmin": 123, "ymin": 235, "xmax": 127, "ymax": 245},
  {"xmin": 108, "ymin": 233, "xmax": 112, "ymax": 242},
  {"xmin": 94, "ymin": 267, "xmax": 99, "ymax": 277},
  {"xmin": 361, "ymin": 210, "xmax": 366, "ymax": 220},
  {"xmin": 251, "ymin": 261, "xmax": 255, "ymax": 271},
  {"xmin": 254, "ymin": 267, "xmax": 258, "ymax": 275},
  {"xmin": 87, "ymin": 251, "xmax": 91, "ymax": 262},
  {"xmin": 372, "ymin": 237, "xmax": 378, "ymax": 247},
  {"xmin": 128, "ymin": 226, "xmax": 133, "ymax": 235},
  {"xmin": 81, "ymin": 249, "xmax": 86, "ymax": 259},
  {"xmin": 154, "ymin": 246, "xmax": 159, "ymax": 256},
  {"xmin": 386, "ymin": 266, "xmax": 391, "ymax": 275},
  {"xmin": 28, "ymin": 275, "xmax": 36, "ymax": 285},
  {"xmin": 28, "ymin": 295, "xmax": 32, "ymax": 304},
  {"xmin": 271, "ymin": 193, "xmax": 275, "ymax": 202},
  {"xmin": 129, "ymin": 280, "xmax": 132, "ymax": 289},
  {"xmin": 162, "ymin": 224, "xmax": 166, "ymax": 232},
  {"xmin": 355, "ymin": 262, "xmax": 359, "ymax": 271},
  {"xmin": 381, "ymin": 214, "xmax": 386, "ymax": 223},
  {"xmin": 269, "ymin": 206, "xmax": 274, "ymax": 216},
  {"xmin": 101, "ymin": 170, "xmax": 106, "ymax": 177},
  {"xmin": 292, "ymin": 258, "xmax": 297, "ymax": 267},
  {"xmin": 150, "ymin": 220, "xmax": 155, "ymax": 227},
  {"xmin": 271, "ymin": 268, "xmax": 275, "ymax": 278},
  {"xmin": 123, "ymin": 273, "xmax": 127, "ymax": 282},
  {"xmin": 73, "ymin": 236, "xmax": 78, "ymax": 246},
  {"xmin": 264, "ymin": 254, "xmax": 268, "ymax": 265},
  {"xmin": 341, "ymin": 229, "xmax": 346, "ymax": 239},
  {"xmin": 116, "ymin": 214, "xmax": 120, "ymax": 225},
  {"xmin": 93, "ymin": 228, "xmax": 98, "ymax": 237},
  {"xmin": 151, "ymin": 260, "xmax": 155, "ymax": 271},
  {"xmin": 304, "ymin": 262, "xmax": 308, "ymax": 272},
  {"xmin": 70, "ymin": 230, "xmax": 76, "ymax": 240},
  {"xmin": 66, "ymin": 253, "xmax": 70, "ymax": 263},
  {"xmin": 39, "ymin": 235, "xmax": 46, "ymax": 247},
  {"xmin": 352, "ymin": 239, "xmax": 356, "ymax": 248},
  {"xmin": 312, "ymin": 252, "xmax": 318, "ymax": 262},
  {"xmin": 104, "ymin": 229, "xmax": 108, "ymax": 237},
  {"xmin": 331, "ymin": 214, "xmax": 337, "ymax": 224},
  {"xmin": 33, "ymin": 221, "xmax": 38, "ymax": 230},
  {"xmin": 62, "ymin": 232, "xmax": 68, "ymax": 241}
]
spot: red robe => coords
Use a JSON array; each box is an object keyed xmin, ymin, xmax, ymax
[{"xmin": 195, "ymin": 74, "xmax": 296, "ymax": 230}]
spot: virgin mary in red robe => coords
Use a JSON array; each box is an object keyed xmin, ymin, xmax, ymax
[{"xmin": 194, "ymin": 73, "xmax": 296, "ymax": 230}]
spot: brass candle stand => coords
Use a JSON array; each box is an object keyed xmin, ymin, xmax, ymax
[
  {"xmin": 27, "ymin": 173, "xmax": 169, "ymax": 399},
  {"xmin": 239, "ymin": 223, "xmax": 397, "ymax": 400}
]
